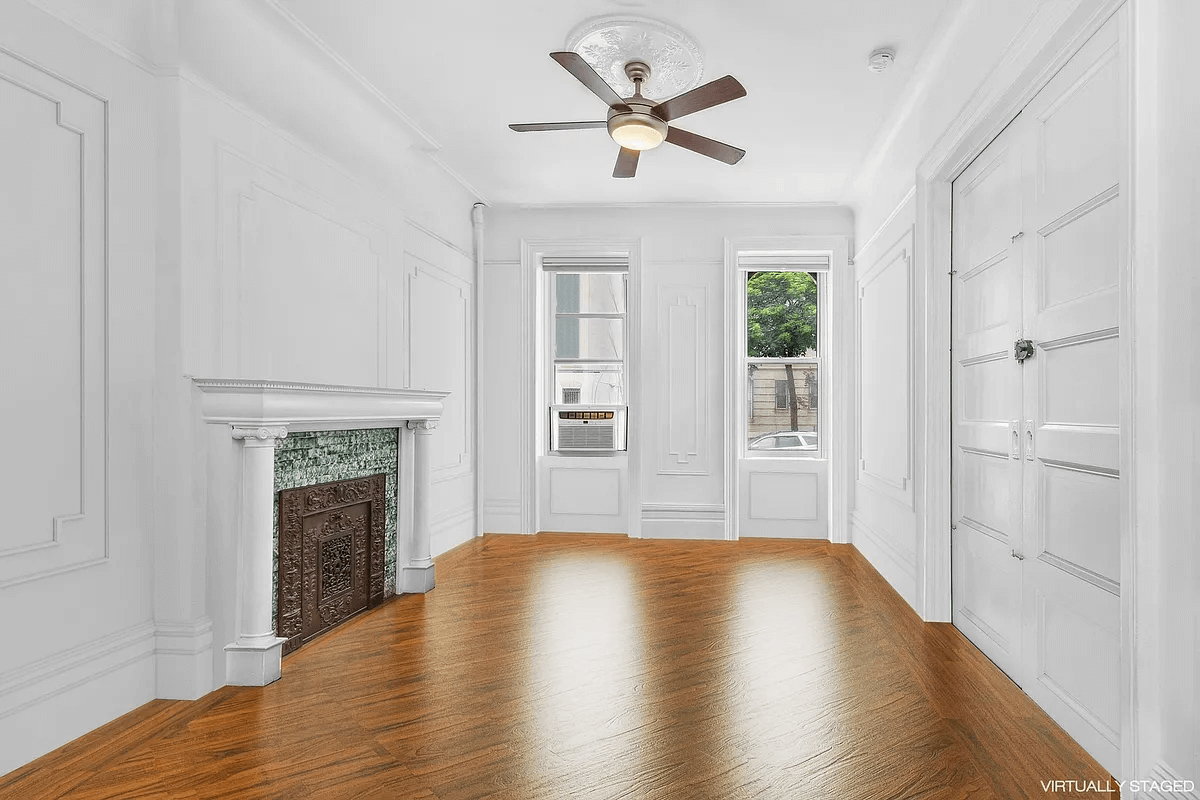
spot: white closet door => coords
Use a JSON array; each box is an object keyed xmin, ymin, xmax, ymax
[
  {"xmin": 950, "ymin": 118, "xmax": 1026, "ymax": 683},
  {"xmin": 1018, "ymin": 15, "xmax": 1123, "ymax": 775}
]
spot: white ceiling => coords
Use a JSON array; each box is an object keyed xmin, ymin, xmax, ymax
[{"xmin": 277, "ymin": 0, "xmax": 955, "ymax": 205}]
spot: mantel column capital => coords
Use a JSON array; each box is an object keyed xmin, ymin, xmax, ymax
[
  {"xmin": 231, "ymin": 425, "xmax": 288, "ymax": 447},
  {"xmin": 406, "ymin": 419, "xmax": 439, "ymax": 434}
]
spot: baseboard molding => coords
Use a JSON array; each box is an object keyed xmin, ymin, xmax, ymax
[
  {"xmin": 481, "ymin": 497, "xmax": 524, "ymax": 534},
  {"xmin": 432, "ymin": 504, "xmax": 475, "ymax": 532},
  {"xmin": 154, "ymin": 617, "xmax": 214, "ymax": 700},
  {"xmin": 640, "ymin": 503, "xmax": 725, "ymax": 522},
  {"xmin": 851, "ymin": 513, "xmax": 918, "ymax": 612},
  {"xmin": 0, "ymin": 620, "xmax": 157, "ymax": 776},
  {"xmin": 640, "ymin": 518, "xmax": 726, "ymax": 540}
]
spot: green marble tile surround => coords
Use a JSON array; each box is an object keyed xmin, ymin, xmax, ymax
[{"xmin": 273, "ymin": 428, "xmax": 400, "ymax": 618}]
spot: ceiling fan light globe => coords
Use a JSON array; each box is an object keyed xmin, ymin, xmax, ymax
[{"xmin": 608, "ymin": 113, "xmax": 668, "ymax": 151}]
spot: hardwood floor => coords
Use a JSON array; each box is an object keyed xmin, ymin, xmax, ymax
[{"xmin": 0, "ymin": 535, "xmax": 1116, "ymax": 799}]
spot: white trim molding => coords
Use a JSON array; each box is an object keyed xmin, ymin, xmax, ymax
[
  {"xmin": 723, "ymin": 235, "xmax": 851, "ymax": 543},
  {"xmin": 0, "ymin": 620, "xmax": 156, "ymax": 775},
  {"xmin": 640, "ymin": 503, "xmax": 725, "ymax": 521},
  {"xmin": 154, "ymin": 617, "xmax": 214, "ymax": 701}
]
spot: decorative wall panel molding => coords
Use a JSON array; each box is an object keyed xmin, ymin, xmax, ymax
[
  {"xmin": 548, "ymin": 468, "xmax": 620, "ymax": 516},
  {"xmin": 406, "ymin": 254, "xmax": 472, "ymax": 481},
  {"xmin": 856, "ymin": 230, "xmax": 914, "ymax": 508},
  {"xmin": 0, "ymin": 51, "xmax": 108, "ymax": 587},
  {"xmin": 657, "ymin": 285, "xmax": 710, "ymax": 476},
  {"xmin": 216, "ymin": 147, "xmax": 393, "ymax": 387},
  {"xmin": 749, "ymin": 472, "xmax": 818, "ymax": 520}
]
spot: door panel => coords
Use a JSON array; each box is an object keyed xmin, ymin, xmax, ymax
[
  {"xmin": 1020, "ymin": 14, "xmax": 1123, "ymax": 774},
  {"xmin": 951, "ymin": 118, "xmax": 1026, "ymax": 683}
]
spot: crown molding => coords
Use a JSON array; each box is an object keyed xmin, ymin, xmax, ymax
[
  {"xmin": 853, "ymin": 185, "xmax": 916, "ymax": 264},
  {"xmin": 841, "ymin": 0, "xmax": 982, "ymax": 207},
  {"xmin": 24, "ymin": 0, "xmax": 162, "ymax": 76},
  {"xmin": 257, "ymin": 0, "xmax": 437, "ymax": 152},
  {"xmin": 22, "ymin": 0, "xmax": 488, "ymax": 206},
  {"xmin": 254, "ymin": 0, "xmax": 490, "ymax": 205}
]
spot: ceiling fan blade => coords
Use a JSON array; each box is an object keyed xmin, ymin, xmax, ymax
[
  {"xmin": 550, "ymin": 51, "xmax": 629, "ymax": 110},
  {"xmin": 613, "ymin": 147, "xmax": 639, "ymax": 178},
  {"xmin": 509, "ymin": 121, "xmax": 608, "ymax": 132},
  {"xmin": 652, "ymin": 75, "xmax": 746, "ymax": 122},
  {"xmin": 665, "ymin": 127, "xmax": 746, "ymax": 165}
]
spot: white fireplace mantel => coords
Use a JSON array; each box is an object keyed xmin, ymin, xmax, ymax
[
  {"xmin": 193, "ymin": 378, "xmax": 449, "ymax": 688},
  {"xmin": 193, "ymin": 378, "xmax": 448, "ymax": 431}
]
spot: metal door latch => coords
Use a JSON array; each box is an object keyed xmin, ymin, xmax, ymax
[
  {"xmin": 1011, "ymin": 549, "xmax": 1025, "ymax": 561},
  {"xmin": 1014, "ymin": 339, "xmax": 1035, "ymax": 363}
]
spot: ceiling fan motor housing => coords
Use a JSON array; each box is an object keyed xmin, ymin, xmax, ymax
[
  {"xmin": 607, "ymin": 61, "xmax": 667, "ymax": 150},
  {"xmin": 607, "ymin": 101, "xmax": 668, "ymax": 149}
]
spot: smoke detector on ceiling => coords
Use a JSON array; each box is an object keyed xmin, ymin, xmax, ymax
[{"xmin": 867, "ymin": 49, "xmax": 896, "ymax": 73}]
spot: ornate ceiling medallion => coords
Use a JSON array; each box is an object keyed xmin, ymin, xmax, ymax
[{"xmin": 565, "ymin": 15, "xmax": 704, "ymax": 102}]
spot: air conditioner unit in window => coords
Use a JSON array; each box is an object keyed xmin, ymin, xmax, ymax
[{"xmin": 549, "ymin": 405, "xmax": 627, "ymax": 452}]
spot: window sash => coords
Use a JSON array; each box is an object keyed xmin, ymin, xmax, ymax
[{"xmin": 741, "ymin": 266, "xmax": 826, "ymax": 458}]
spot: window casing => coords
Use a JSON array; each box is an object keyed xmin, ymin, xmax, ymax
[{"xmin": 740, "ymin": 258, "xmax": 827, "ymax": 457}]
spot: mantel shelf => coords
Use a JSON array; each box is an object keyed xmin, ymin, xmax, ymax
[{"xmin": 193, "ymin": 378, "xmax": 449, "ymax": 432}]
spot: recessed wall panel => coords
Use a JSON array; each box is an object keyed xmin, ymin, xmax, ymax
[
  {"xmin": 1042, "ymin": 199, "xmax": 1119, "ymax": 310},
  {"xmin": 1041, "ymin": 337, "xmax": 1118, "ymax": 427},
  {"xmin": 1037, "ymin": 589, "xmax": 1120, "ymax": 739},
  {"xmin": 749, "ymin": 472, "xmax": 818, "ymax": 520},
  {"xmin": 549, "ymin": 468, "xmax": 620, "ymax": 516},
  {"xmin": 959, "ymin": 450, "xmax": 1011, "ymax": 541},
  {"xmin": 1040, "ymin": 464, "xmax": 1119, "ymax": 585},
  {"xmin": 0, "ymin": 53, "xmax": 106, "ymax": 584},
  {"xmin": 960, "ymin": 358, "xmax": 1009, "ymax": 424}
]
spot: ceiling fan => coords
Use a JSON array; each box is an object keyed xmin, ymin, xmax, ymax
[{"xmin": 509, "ymin": 52, "xmax": 747, "ymax": 178}]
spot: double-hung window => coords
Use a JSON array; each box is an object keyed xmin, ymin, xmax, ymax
[
  {"xmin": 545, "ymin": 255, "xmax": 628, "ymax": 407},
  {"xmin": 741, "ymin": 253, "xmax": 827, "ymax": 456}
]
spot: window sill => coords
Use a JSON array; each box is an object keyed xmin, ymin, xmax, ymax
[{"xmin": 741, "ymin": 452, "xmax": 828, "ymax": 462}]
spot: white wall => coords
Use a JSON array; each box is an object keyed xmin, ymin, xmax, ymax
[
  {"xmin": 1132, "ymin": 0, "xmax": 1199, "ymax": 788},
  {"xmin": 849, "ymin": 198, "xmax": 920, "ymax": 609},
  {"xmin": 0, "ymin": 0, "xmax": 479, "ymax": 776},
  {"xmin": 479, "ymin": 206, "xmax": 853, "ymax": 539},
  {"xmin": 0, "ymin": 0, "xmax": 158, "ymax": 775}
]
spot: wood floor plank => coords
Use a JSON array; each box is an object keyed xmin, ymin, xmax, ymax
[{"xmin": 1, "ymin": 535, "xmax": 1116, "ymax": 799}]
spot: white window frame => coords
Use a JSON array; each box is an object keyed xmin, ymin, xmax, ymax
[
  {"xmin": 545, "ymin": 270, "xmax": 628, "ymax": 409},
  {"xmin": 533, "ymin": 245, "xmax": 638, "ymax": 460},
  {"xmin": 739, "ymin": 265, "xmax": 829, "ymax": 460},
  {"xmin": 723, "ymin": 234, "xmax": 850, "ymax": 545}
]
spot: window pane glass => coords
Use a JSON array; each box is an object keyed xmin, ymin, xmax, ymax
[
  {"xmin": 555, "ymin": 273, "xmax": 581, "ymax": 313},
  {"xmin": 746, "ymin": 271, "xmax": 818, "ymax": 357},
  {"xmin": 555, "ymin": 363, "xmax": 624, "ymax": 405},
  {"xmin": 747, "ymin": 364, "xmax": 818, "ymax": 452},
  {"xmin": 555, "ymin": 317, "xmax": 623, "ymax": 360},
  {"xmin": 556, "ymin": 272, "xmax": 626, "ymax": 314}
]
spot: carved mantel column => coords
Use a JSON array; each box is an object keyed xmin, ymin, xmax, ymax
[
  {"xmin": 402, "ymin": 419, "xmax": 438, "ymax": 593},
  {"xmin": 226, "ymin": 424, "xmax": 289, "ymax": 685}
]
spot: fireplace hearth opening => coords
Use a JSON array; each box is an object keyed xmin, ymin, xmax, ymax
[{"xmin": 276, "ymin": 473, "xmax": 386, "ymax": 654}]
